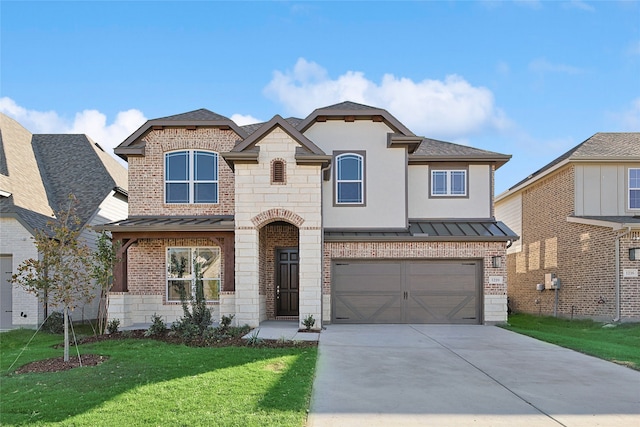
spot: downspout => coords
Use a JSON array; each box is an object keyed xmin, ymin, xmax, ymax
[{"xmin": 614, "ymin": 227, "xmax": 631, "ymax": 322}]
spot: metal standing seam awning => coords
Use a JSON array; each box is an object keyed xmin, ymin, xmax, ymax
[{"xmin": 324, "ymin": 220, "xmax": 519, "ymax": 241}]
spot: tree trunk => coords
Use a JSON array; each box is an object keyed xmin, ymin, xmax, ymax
[{"xmin": 63, "ymin": 305, "xmax": 69, "ymax": 362}]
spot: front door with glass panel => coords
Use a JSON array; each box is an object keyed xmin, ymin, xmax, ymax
[{"xmin": 276, "ymin": 248, "xmax": 299, "ymax": 316}]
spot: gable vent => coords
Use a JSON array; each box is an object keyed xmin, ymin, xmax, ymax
[{"xmin": 271, "ymin": 159, "xmax": 286, "ymax": 184}]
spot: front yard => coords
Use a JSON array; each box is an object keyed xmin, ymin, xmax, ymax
[
  {"xmin": 501, "ymin": 313, "xmax": 640, "ymax": 370},
  {"xmin": 1, "ymin": 329, "xmax": 317, "ymax": 426}
]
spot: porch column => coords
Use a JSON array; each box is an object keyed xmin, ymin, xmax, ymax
[
  {"xmin": 298, "ymin": 227, "xmax": 323, "ymax": 330},
  {"xmin": 234, "ymin": 228, "xmax": 260, "ymax": 327}
]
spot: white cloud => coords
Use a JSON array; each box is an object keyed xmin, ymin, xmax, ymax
[
  {"xmin": 264, "ymin": 58, "xmax": 510, "ymax": 140},
  {"xmin": 529, "ymin": 58, "xmax": 584, "ymax": 75},
  {"xmin": 0, "ymin": 97, "xmax": 146, "ymax": 165},
  {"xmin": 230, "ymin": 113, "xmax": 262, "ymax": 126}
]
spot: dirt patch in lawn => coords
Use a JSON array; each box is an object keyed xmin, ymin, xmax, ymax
[{"xmin": 15, "ymin": 354, "xmax": 108, "ymax": 374}]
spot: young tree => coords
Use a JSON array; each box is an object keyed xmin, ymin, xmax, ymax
[
  {"xmin": 91, "ymin": 231, "xmax": 118, "ymax": 335},
  {"xmin": 11, "ymin": 195, "xmax": 94, "ymax": 362}
]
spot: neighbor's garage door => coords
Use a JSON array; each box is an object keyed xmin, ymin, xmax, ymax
[{"xmin": 332, "ymin": 260, "xmax": 481, "ymax": 324}]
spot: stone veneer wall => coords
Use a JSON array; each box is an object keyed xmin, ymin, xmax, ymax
[
  {"xmin": 127, "ymin": 127, "xmax": 237, "ymax": 216},
  {"xmin": 324, "ymin": 240, "xmax": 509, "ymax": 324},
  {"xmin": 506, "ymin": 165, "xmax": 639, "ymax": 321},
  {"xmin": 234, "ymin": 127, "xmax": 322, "ymax": 328},
  {"xmin": 109, "ymin": 237, "xmax": 226, "ymax": 327}
]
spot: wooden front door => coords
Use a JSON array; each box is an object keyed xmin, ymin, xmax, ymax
[{"xmin": 276, "ymin": 248, "xmax": 299, "ymax": 316}]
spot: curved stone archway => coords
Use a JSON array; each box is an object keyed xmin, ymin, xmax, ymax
[{"xmin": 251, "ymin": 208, "xmax": 305, "ymax": 229}]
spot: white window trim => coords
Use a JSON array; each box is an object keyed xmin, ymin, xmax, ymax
[
  {"xmin": 165, "ymin": 150, "xmax": 219, "ymax": 204},
  {"xmin": 629, "ymin": 168, "xmax": 640, "ymax": 210},
  {"xmin": 335, "ymin": 152, "xmax": 364, "ymax": 205},
  {"xmin": 166, "ymin": 247, "xmax": 221, "ymax": 302},
  {"xmin": 430, "ymin": 169, "xmax": 467, "ymax": 197}
]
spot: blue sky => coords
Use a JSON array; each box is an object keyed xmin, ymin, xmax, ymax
[{"xmin": 1, "ymin": 0, "xmax": 639, "ymax": 193}]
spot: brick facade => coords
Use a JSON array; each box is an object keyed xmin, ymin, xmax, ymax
[
  {"xmin": 127, "ymin": 128, "xmax": 237, "ymax": 216},
  {"xmin": 506, "ymin": 165, "xmax": 640, "ymax": 321},
  {"xmin": 116, "ymin": 237, "xmax": 226, "ymax": 326}
]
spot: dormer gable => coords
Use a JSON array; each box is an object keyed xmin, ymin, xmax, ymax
[
  {"xmin": 221, "ymin": 115, "xmax": 330, "ymax": 170},
  {"xmin": 114, "ymin": 108, "xmax": 248, "ymax": 160}
]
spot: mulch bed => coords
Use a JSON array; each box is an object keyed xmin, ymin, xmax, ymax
[
  {"xmin": 14, "ymin": 329, "xmax": 317, "ymax": 375},
  {"xmin": 15, "ymin": 354, "xmax": 108, "ymax": 374}
]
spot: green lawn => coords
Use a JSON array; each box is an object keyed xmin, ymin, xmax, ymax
[
  {"xmin": 501, "ymin": 313, "xmax": 640, "ymax": 370},
  {"xmin": 1, "ymin": 329, "xmax": 318, "ymax": 426}
]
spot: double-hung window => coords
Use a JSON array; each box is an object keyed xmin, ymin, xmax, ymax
[
  {"xmin": 630, "ymin": 168, "xmax": 640, "ymax": 210},
  {"xmin": 165, "ymin": 150, "xmax": 218, "ymax": 204},
  {"xmin": 431, "ymin": 169, "xmax": 467, "ymax": 197},
  {"xmin": 167, "ymin": 247, "xmax": 221, "ymax": 302},
  {"xmin": 336, "ymin": 153, "xmax": 364, "ymax": 204}
]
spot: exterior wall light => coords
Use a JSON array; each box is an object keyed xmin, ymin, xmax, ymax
[
  {"xmin": 630, "ymin": 248, "xmax": 640, "ymax": 261},
  {"xmin": 491, "ymin": 256, "xmax": 502, "ymax": 268}
]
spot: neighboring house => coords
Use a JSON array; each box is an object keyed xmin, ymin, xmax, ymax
[
  {"xmin": 495, "ymin": 133, "xmax": 640, "ymax": 322},
  {"xmin": 0, "ymin": 113, "xmax": 128, "ymax": 329},
  {"xmin": 101, "ymin": 101, "xmax": 517, "ymax": 329}
]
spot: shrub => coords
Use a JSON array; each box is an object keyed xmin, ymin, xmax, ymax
[
  {"xmin": 145, "ymin": 313, "xmax": 167, "ymax": 337},
  {"xmin": 302, "ymin": 314, "xmax": 316, "ymax": 331},
  {"xmin": 171, "ymin": 261, "xmax": 212, "ymax": 341},
  {"xmin": 42, "ymin": 311, "xmax": 64, "ymax": 334},
  {"xmin": 246, "ymin": 329, "xmax": 263, "ymax": 347},
  {"xmin": 106, "ymin": 318, "xmax": 120, "ymax": 334}
]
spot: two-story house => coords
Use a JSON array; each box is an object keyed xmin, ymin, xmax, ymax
[
  {"xmin": 102, "ymin": 102, "xmax": 517, "ymax": 329},
  {"xmin": 0, "ymin": 113, "xmax": 128, "ymax": 329},
  {"xmin": 495, "ymin": 133, "xmax": 640, "ymax": 322}
]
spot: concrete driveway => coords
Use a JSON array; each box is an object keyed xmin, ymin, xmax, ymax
[{"xmin": 307, "ymin": 324, "xmax": 640, "ymax": 427}]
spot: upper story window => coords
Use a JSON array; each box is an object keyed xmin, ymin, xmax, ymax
[
  {"xmin": 630, "ymin": 168, "xmax": 640, "ymax": 209},
  {"xmin": 336, "ymin": 152, "xmax": 364, "ymax": 205},
  {"xmin": 431, "ymin": 169, "xmax": 467, "ymax": 197},
  {"xmin": 165, "ymin": 150, "xmax": 218, "ymax": 204}
]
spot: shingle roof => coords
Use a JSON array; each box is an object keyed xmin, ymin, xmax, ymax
[
  {"xmin": 315, "ymin": 101, "xmax": 380, "ymax": 111},
  {"xmin": 413, "ymin": 137, "xmax": 509, "ymax": 158},
  {"xmin": 509, "ymin": 132, "xmax": 640, "ymax": 191},
  {"xmin": 0, "ymin": 113, "xmax": 128, "ymax": 235},
  {"xmin": 241, "ymin": 117, "xmax": 303, "ymax": 137},
  {"xmin": 32, "ymin": 134, "xmax": 127, "ymax": 227},
  {"xmin": 156, "ymin": 108, "xmax": 231, "ymax": 122}
]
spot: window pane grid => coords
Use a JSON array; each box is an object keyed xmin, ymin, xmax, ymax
[
  {"xmin": 165, "ymin": 150, "xmax": 218, "ymax": 204},
  {"xmin": 167, "ymin": 247, "xmax": 221, "ymax": 302},
  {"xmin": 336, "ymin": 153, "xmax": 364, "ymax": 204},
  {"xmin": 431, "ymin": 170, "xmax": 467, "ymax": 197},
  {"xmin": 630, "ymin": 169, "xmax": 640, "ymax": 209}
]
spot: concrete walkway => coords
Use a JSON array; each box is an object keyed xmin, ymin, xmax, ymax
[
  {"xmin": 243, "ymin": 320, "xmax": 320, "ymax": 341},
  {"xmin": 307, "ymin": 324, "xmax": 640, "ymax": 427}
]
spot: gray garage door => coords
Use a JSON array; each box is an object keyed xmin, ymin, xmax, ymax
[{"xmin": 332, "ymin": 260, "xmax": 481, "ymax": 324}]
